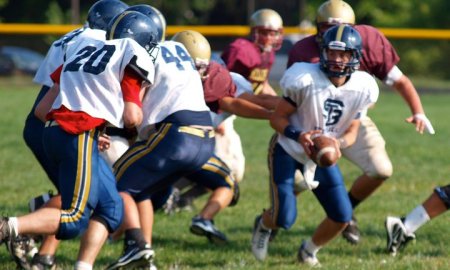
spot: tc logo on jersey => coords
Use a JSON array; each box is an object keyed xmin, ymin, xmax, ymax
[{"xmin": 324, "ymin": 99, "xmax": 344, "ymax": 126}]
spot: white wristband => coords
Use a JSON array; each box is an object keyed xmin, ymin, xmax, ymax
[{"xmin": 414, "ymin": 113, "xmax": 435, "ymax": 134}]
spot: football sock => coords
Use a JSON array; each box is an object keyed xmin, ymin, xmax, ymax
[
  {"xmin": 304, "ymin": 239, "xmax": 321, "ymax": 256},
  {"xmin": 74, "ymin": 261, "xmax": 92, "ymax": 270},
  {"xmin": 403, "ymin": 205, "xmax": 430, "ymax": 235},
  {"xmin": 125, "ymin": 228, "xmax": 147, "ymax": 248},
  {"xmin": 348, "ymin": 192, "xmax": 361, "ymax": 209},
  {"xmin": 7, "ymin": 217, "xmax": 19, "ymax": 238}
]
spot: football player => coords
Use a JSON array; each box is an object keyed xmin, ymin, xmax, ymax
[
  {"xmin": 106, "ymin": 20, "xmax": 215, "ymax": 270},
  {"xmin": 170, "ymin": 30, "xmax": 274, "ymax": 244},
  {"xmin": 251, "ymin": 25, "xmax": 379, "ymax": 266},
  {"xmin": 0, "ymin": 10, "xmax": 158, "ymax": 270},
  {"xmin": 286, "ymin": 0, "xmax": 435, "ymax": 245},
  {"xmin": 221, "ymin": 8, "xmax": 283, "ymax": 96},
  {"xmin": 385, "ymin": 184, "xmax": 449, "ymax": 255},
  {"xmin": 18, "ymin": 1, "xmax": 129, "ymax": 269}
]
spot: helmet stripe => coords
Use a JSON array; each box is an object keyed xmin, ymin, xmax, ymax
[
  {"xmin": 335, "ymin": 24, "xmax": 345, "ymax": 42},
  {"xmin": 108, "ymin": 11, "xmax": 132, "ymax": 40}
]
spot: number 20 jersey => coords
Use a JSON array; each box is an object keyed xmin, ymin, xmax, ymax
[
  {"xmin": 278, "ymin": 62, "xmax": 379, "ymax": 164},
  {"xmin": 52, "ymin": 33, "xmax": 155, "ymax": 128}
]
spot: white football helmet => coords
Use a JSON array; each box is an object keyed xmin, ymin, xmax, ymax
[{"xmin": 250, "ymin": 9, "xmax": 283, "ymax": 51}]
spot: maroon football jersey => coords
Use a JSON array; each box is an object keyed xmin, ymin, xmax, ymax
[
  {"xmin": 221, "ymin": 38, "xmax": 275, "ymax": 94},
  {"xmin": 287, "ymin": 24, "xmax": 400, "ymax": 81},
  {"xmin": 202, "ymin": 61, "xmax": 237, "ymax": 113}
]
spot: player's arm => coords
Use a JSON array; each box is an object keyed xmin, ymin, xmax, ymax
[
  {"xmin": 260, "ymin": 81, "xmax": 278, "ymax": 96},
  {"xmin": 35, "ymin": 83, "xmax": 59, "ymax": 122},
  {"xmin": 34, "ymin": 65, "xmax": 63, "ymax": 122},
  {"xmin": 121, "ymin": 67, "xmax": 145, "ymax": 128},
  {"xmin": 389, "ymin": 73, "xmax": 434, "ymax": 134},
  {"xmin": 269, "ymin": 97, "xmax": 296, "ymax": 136},
  {"xmin": 238, "ymin": 92, "xmax": 281, "ymax": 110},
  {"xmin": 238, "ymin": 92, "xmax": 280, "ymax": 110},
  {"xmin": 218, "ymin": 96, "xmax": 272, "ymax": 119},
  {"xmin": 337, "ymin": 119, "xmax": 361, "ymax": 149}
]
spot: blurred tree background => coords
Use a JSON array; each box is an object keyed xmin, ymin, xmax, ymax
[{"xmin": 0, "ymin": 0, "xmax": 449, "ymax": 80}]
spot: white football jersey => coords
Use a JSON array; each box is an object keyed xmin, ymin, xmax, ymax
[
  {"xmin": 230, "ymin": 72, "xmax": 253, "ymax": 97},
  {"xmin": 278, "ymin": 62, "xmax": 379, "ymax": 164},
  {"xmin": 51, "ymin": 36, "xmax": 155, "ymax": 128},
  {"xmin": 33, "ymin": 27, "xmax": 106, "ymax": 87},
  {"xmin": 139, "ymin": 40, "xmax": 209, "ymax": 135}
]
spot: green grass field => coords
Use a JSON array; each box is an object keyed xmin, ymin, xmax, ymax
[{"xmin": 0, "ymin": 78, "xmax": 448, "ymax": 269}]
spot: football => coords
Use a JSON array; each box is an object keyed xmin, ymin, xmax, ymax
[{"xmin": 310, "ymin": 135, "xmax": 339, "ymax": 167}]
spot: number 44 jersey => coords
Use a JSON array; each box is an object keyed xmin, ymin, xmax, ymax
[
  {"xmin": 53, "ymin": 28, "xmax": 156, "ymax": 128},
  {"xmin": 138, "ymin": 40, "xmax": 210, "ymax": 137}
]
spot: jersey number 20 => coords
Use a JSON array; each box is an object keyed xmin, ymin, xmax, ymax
[{"xmin": 64, "ymin": 45, "xmax": 115, "ymax": 75}]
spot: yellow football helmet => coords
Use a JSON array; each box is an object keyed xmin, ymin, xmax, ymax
[
  {"xmin": 249, "ymin": 9, "xmax": 283, "ymax": 51},
  {"xmin": 316, "ymin": 0, "xmax": 355, "ymax": 26},
  {"xmin": 172, "ymin": 30, "xmax": 211, "ymax": 78},
  {"xmin": 171, "ymin": 30, "xmax": 211, "ymax": 64}
]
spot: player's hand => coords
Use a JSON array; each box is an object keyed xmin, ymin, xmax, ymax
[
  {"xmin": 299, "ymin": 130, "xmax": 322, "ymax": 156},
  {"xmin": 98, "ymin": 134, "xmax": 111, "ymax": 151},
  {"xmin": 405, "ymin": 114, "xmax": 435, "ymax": 134}
]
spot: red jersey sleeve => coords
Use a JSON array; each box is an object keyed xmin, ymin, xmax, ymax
[
  {"xmin": 202, "ymin": 62, "xmax": 236, "ymax": 113},
  {"xmin": 50, "ymin": 65, "xmax": 63, "ymax": 84},
  {"xmin": 287, "ymin": 35, "xmax": 321, "ymax": 68},
  {"xmin": 355, "ymin": 25, "xmax": 400, "ymax": 80},
  {"xmin": 121, "ymin": 67, "xmax": 143, "ymax": 107}
]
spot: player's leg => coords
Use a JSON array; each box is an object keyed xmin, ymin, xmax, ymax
[
  {"xmin": 110, "ymin": 124, "xmax": 215, "ymax": 268},
  {"xmin": 252, "ymin": 141, "xmax": 298, "ymax": 261},
  {"xmin": 341, "ymin": 117, "xmax": 393, "ymax": 244},
  {"xmin": 185, "ymin": 155, "xmax": 236, "ymax": 245},
  {"xmin": 298, "ymin": 165, "xmax": 352, "ymax": 267},
  {"xmin": 385, "ymin": 184, "xmax": 449, "ymax": 255}
]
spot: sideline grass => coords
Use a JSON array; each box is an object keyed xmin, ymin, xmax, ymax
[{"xmin": 0, "ymin": 83, "xmax": 448, "ymax": 269}]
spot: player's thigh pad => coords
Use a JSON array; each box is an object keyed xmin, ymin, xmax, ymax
[
  {"xmin": 313, "ymin": 165, "xmax": 353, "ymax": 223},
  {"xmin": 342, "ymin": 117, "xmax": 393, "ymax": 179}
]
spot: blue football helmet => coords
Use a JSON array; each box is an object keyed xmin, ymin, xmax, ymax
[
  {"xmin": 319, "ymin": 24, "xmax": 362, "ymax": 77},
  {"xmin": 106, "ymin": 11, "xmax": 159, "ymax": 58},
  {"xmin": 87, "ymin": 0, "xmax": 129, "ymax": 31},
  {"xmin": 126, "ymin": 4, "xmax": 167, "ymax": 42}
]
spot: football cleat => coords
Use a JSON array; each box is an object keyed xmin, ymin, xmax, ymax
[
  {"xmin": 342, "ymin": 215, "xmax": 360, "ymax": 244},
  {"xmin": 6, "ymin": 234, "xmax": 38, "ymax": 270},
  {"xmin": 297, "ymin": 240, "xmax": 321, "ymax": 267},
  {"xmin": 190, "ymin": 216, "xmax": 228, "ymax": 245},
  {"xmin": 251, "ymin": 215, "xmax": 271, "ymax": 261},
  {"xmin": 106, "ymin": 242, "xmax": 155, "ymax": 270},
  {"xmin": 31, "ymin": 253, "xmax": 57, "ymax": 270},
  {"xmin": 385, "ymin": 216, "xmax": 416, "ymax": 255}
]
